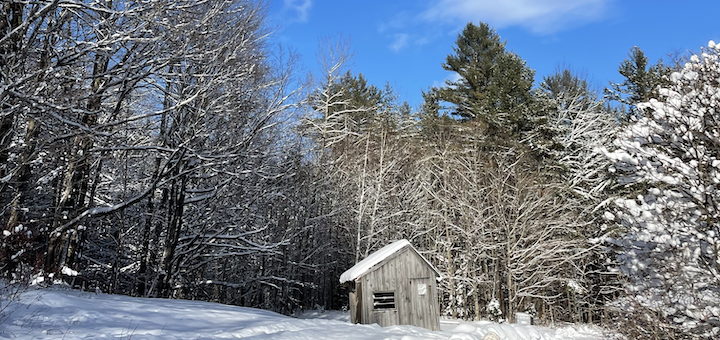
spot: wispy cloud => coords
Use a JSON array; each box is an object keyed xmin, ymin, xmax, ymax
[
  {"xmin": 378, "ymin": 12, "xmax": 413, "ymax": 33},
  {"xmin": 379, "ymin": 0, "xmax": 610, "ymax": 52},
  {"xmin": 421, "ymin": 0, "xmax": 612, "ymax": 34},
  {"xmin": 283, "ymin": 0, "xmax": 312, "ymax": 24},
  {"xmin": 390, "ymin": 34, "xmax": 410, "ymax": 52}
]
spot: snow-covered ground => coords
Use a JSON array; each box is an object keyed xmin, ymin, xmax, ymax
[{"xmin": 0, "ymin": 287, "xmax": 615, "ymax": 339}]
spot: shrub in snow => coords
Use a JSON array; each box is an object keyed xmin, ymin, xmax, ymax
[
  {"xmin": 603, "ymin": 41, "xmax": 720, "ymax": 339},
  {"xmin": 487, "ymin": 298, "xmax": 503, "ymax": 322}
]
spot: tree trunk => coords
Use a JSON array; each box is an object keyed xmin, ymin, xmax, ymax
[
  {"xmin": 46, "ymin": 48, "xmax": 109, "ymax": 274},
  {"xmin": 138, "ymin": 66, "xmax": 171, "ymax": 296},
  {"xmin": 0, "ymin": 1, "xmax": 22, "ymax": 169},
  {"xmin": 0, "ymin": 2, "xmax": 24, "ymax": 226},
  {"xmin": 160, "ymin": 169, "xmax": 187, "ymax": 297}
]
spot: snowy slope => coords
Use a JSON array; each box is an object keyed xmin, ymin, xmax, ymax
[{"xmin": 1, "ymin": 288, "xmax": 613, "ymax": 339}]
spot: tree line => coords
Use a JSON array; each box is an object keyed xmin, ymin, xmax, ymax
[{"xmin": 2, "ymin": 2, "xmax": 717, "ymax": 339}]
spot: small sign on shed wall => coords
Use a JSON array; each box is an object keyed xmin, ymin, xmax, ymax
[{"xmin": 417, "ymin": 283, "xmax": 427, "ymax": 295}]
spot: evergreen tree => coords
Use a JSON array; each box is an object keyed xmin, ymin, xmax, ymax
[
  {"xmin": 334, "ymin": 72, "xmax": 397, "ymax": 132},
  {"xmin": 541, "ymin": 69, "xmax": 594, "ymax": 109},
  {"xmin": 604, "ymin": 46, "xmax": 673, "ymax": 121},
  {"xmin": 603, "ymin": 41, "xmax": 720, "ymax": 339},
  {"xmin": 424, "ymin": 22, "xmax": 536, "ymax": 134}
]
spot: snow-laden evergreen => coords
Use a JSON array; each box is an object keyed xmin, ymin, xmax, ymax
[{"xmin": 603, "ymin": 41, "xmax": 720, "ymax": 338}]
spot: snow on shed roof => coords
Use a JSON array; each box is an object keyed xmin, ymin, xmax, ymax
[{"xmin": 339, "ymin": 239, "xmax": 440, "ymax": 283}]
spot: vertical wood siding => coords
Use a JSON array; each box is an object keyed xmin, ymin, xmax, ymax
[{"xmin": 354, "ymin": 246, "xmax": 440, "ymax": 330}]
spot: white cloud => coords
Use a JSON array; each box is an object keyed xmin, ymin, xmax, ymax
[
  {"xmin": 284, "ymin": 0, "xmax": 312, "ymax": 23},
  {"xmin": 415, "ymin": 36, "xmax": 431, "ymax": 46},
  {"xmin": 378, "ymin": 12, "xmax": 412, "ymax": 33},
  {"xmin": 386, "ymin": 33, "xmax": 437, "ymax": 52},
  {"xmin": 390, "ymin": 34, "xmax": 410, "ymax": 52},
  {"xmin": 421, "ymin": 0, "xmax": 612, "ymax": 34}
]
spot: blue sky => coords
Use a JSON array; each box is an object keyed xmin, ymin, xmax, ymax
[{"xmin": 269, "ymin": 0, "xmax": 720, "ymax": 108}]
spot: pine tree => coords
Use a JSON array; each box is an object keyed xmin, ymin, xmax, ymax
[
  {"xmin": 604, "ymin": 46, "xmax": 673, "ymax": 121},
  {"xmin": 425, "ymin": 22, "xmax": 535, "ymax": 134}
]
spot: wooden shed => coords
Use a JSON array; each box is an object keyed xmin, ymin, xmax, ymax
[{"xmin": 339, "ymin": 239, "xmax": 441, "ymax": 330}]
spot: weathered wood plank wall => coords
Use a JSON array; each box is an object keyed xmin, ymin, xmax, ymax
[{"xmin": 355, "ymin": 246, "xmax": 440, "ymax": 330}]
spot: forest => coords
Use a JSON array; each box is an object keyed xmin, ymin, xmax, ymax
[{"xmin": 1, "ymin": 1, "xmax": 719, "ymax": 339}]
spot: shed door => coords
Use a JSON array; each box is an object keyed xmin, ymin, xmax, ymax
[{"xmin": 409, "ymin": 277, "xmax": 439, "ymax": 331}]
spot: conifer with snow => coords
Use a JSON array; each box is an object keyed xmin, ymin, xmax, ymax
[{"xmin": 604, "ymin": 41, "xmax": 720, "ymax": 339}]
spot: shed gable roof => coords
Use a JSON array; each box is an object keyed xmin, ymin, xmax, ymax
[{"xmin": 339, "ymin": 239, "xmax": 440, "ymax": 283}]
